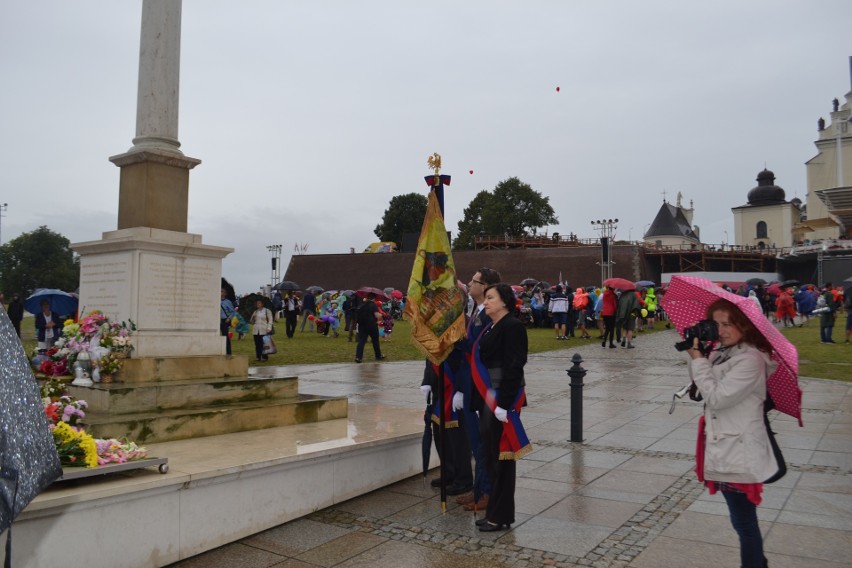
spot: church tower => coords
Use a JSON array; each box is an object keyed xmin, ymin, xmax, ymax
[
  {"xmin": 799, "ymin": 59, "xmax": 852, "ymax": 240},
  {"xmin": 732, "ymin": 169, "xmax": 801, "ymax": 248}
]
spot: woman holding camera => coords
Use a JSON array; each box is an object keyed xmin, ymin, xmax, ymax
[{"xmin": 686, "ymin": 298, "xmax": 777, "ymax": 568}]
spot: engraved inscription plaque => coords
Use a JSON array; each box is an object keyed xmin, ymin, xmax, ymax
[
  {"xmin": 138, "ymin": 253, "xmax": 218, "ymax": 330},
  {"xmin": 78, "ymin": 253, "xmax": 133, "ymax": 321}
]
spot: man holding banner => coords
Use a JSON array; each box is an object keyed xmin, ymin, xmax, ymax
[
  {"xmin": 452, "ymin": 267, "xmax": 501, "ymax": 512},
  {"xmin": 404, "ymin": 157, "xmax": 468, "ymax": 507}
]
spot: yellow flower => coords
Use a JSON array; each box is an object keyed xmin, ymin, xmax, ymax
[
  {"xmin": 53, "ymin": 421, "xmax": 76, "ymax": 442},
  {"xmin": 80, "ymin": 435, "xmax": 99, "ymax": 468}
]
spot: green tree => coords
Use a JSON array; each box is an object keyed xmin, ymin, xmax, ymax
[
  {"xmin": 453, "ymin": 190, "xmax": 493, "ymax": 250},
  {"xmin": 453, "ymin": 177, "xmax": 558, "ymax": 249},
  {"xmin": 0, "ymin": 226, "xmax": 80, "ymax": 297},
  {"xmin": 374, "ymin": 193, "xmax": 428, "ymax": 244}
]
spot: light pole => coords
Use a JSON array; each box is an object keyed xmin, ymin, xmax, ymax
[
  {"xmin": 0, "ymin": 203, "xmax": 7, "ymax": 245},
  {"xmin": 266, "ymin": 244, "xmax": 282, "ymax": 288},
  {"xmin": 591, "ymin": 218, "xmax": 618, "ymax": 284}
]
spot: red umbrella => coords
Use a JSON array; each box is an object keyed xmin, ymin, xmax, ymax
[
  {"xmin": 767, "ymin": 283, "xmax": 783, "ymax": 296},
  {"xmin": 603, "ymin": 277, "xmax": 635, "ymax": 291},
  {"xmin": 391, "ymin": 289, "xmax": 403, "ymax": 300},
  {"xmin": 660, "ymin": 275, "xmax": 801, "ymax": 424},
  {"xmin": 356, "ymin": 287, "xmax": 389, "ymax": 302}
]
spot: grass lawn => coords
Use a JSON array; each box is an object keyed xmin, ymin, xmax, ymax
[
  {"xmin": 19, "ymin": 313, "xmax": 851, "ymax": 382},
  {"xmin": 226, "ymin": 319, "xmax": 608, "ymax": 364},
  {"xmin": 778, "ymin": 318, "xmax": 852, "ymax": 382}
]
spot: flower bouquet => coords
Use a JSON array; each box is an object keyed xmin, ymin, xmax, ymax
[
  {"xmin": 36, "ymin": 311, "xmax": 136, "ymax": 377},
  {"xmin": 52, "ymin": 422, "xmax": 100, "ymax": 468},
  {"xmin": 98, "ymin": 353, "xmax": 123, "ymax": 382},
  {"xmin": 40, "ymin": 377, "xmax": 67, "ymax": 401},
  {"xmin": 95, "ymin": 438, "xmax": 149, "ymax": 465},
  {"xmin": 44, "ymin": 395, "xmax": 88, "ymax": 428},
  {"xmin": 44, "ymin": 393, "xmax": 150, "ymax": 469}
]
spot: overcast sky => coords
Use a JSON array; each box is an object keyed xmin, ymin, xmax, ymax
[{"xmin": 2, "ymin": 1, "xmax": 851, "ymax": 294}]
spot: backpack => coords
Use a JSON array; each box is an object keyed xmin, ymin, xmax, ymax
[{"xmin": 817, "ymin": 294, "xmax": 827, "ymax": 309}]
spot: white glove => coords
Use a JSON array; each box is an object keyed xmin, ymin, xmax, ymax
[
  {"xmin": 420, "ymin": 385, "xmax": 431, "ymax": 401},
  {"xmin": 452, "ymin": 392, "xmax": 464, "ymax": 411},
  {"xmin": 494, "ymin": 406, "xmax": 508, "ymax": 423}
]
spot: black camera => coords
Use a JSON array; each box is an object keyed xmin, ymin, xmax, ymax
[{"xmin": 674, "ymin": 319, "xmax": 719, "ymax": 352}]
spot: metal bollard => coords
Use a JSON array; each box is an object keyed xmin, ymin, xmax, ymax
[{"xmin": 566, "ymin": 353, "xmax": 586, "ymax": 442}]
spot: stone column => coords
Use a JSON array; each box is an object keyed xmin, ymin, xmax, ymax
[
  {"xmin": 132, "ymin": 0, "xmax": 183, "ymax": 155},
  {"xmin": 75, "ymin": 0, "xmax": 241, "ymax": 367},
  {"xmin": 110, "ymin": 0, "xmax": 199, "ymax": 233}
]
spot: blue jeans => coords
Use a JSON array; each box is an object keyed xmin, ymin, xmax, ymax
[
  {"xmin": 722, "ymin": 490, "xmax": 764, "ymax": 568},
  {"xmin": 820, "ymin": 324, "xmax": 833, "ymax": 342}
]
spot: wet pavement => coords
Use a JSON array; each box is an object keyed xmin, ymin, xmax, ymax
[{"xmin": 168, "ymin": 329, "xmax": 852, "ymax": 567}]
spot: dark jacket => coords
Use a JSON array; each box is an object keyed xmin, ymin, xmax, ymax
[
  {"xmin": 616, "ymin": 290, "xmax": 640, "ymax": 322},
  {"xmin": 35, "ymin": 311, "xmax": 62, "ymax": 342},
  {"xmin": 356, "ymin": 299, "xmax": 380, "ymax": 330},
  {"xmin": 6, "ymin": 300, "xmax": 24, "ymax": 322},
  {"xmin": 475, "ymin": 314, "xmax": 528, "ymax": 410}
]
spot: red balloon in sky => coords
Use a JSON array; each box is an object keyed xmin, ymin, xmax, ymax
[
  {"xmin": 556, "ymin": 86, "xmax": 560, "ymax": 92},
  {"xmin": 469, "ymin": 170, "xmax": 474, "ymax": 174}
]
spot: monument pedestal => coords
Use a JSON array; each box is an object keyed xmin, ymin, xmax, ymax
[{"xmin": 72, "ymin": 227, "xmax": 235, "ymax": 359}]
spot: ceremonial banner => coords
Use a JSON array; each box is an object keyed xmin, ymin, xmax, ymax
[
  {"xmin": 404, "ymin": 189, "xmax": 466, "ymax": 364},
  {"xmin": 430, "ymin": 361, "xmax": 460, "ymax": 428}
]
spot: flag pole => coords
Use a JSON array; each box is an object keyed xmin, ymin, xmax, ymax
[
  {"xmin": 407, "ymin": 152, "xmax": 466, "ymax": 513},
  {"xmin": 428, "ymin": 153, "xmax": 448, "ymax": 511},
  {"xmin": 438, "ymin": 360, "xmax": 447, "ymax": 511}
]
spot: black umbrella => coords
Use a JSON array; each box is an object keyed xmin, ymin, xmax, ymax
[
  {"xmin": 535, "ymin": 281, "xmax": 551, "ymax": 291},
  {"xmin": 779, "ymin": 279, "xmax": 800, "ymax": 289},
  {"xmin": 306, "ymin": 285, "xmax": 324, "ymax": 294},
  {"xmin": 272, "ymin": 280, "xmax": 300, "ymax": 291},
  {"xmin": 221, "ymin": 277, "xmax": 236, "ymax": 303},
  {"xmin": 520, "ymin": 278, "xmax": 539, "ymax": 287},
  {"xmin": 237, "ymin": 293, "xmax": 274, "ymax": 320},
  {"xmin": 746, "ymin": 278, "xmax": 767, "ymax": 286},
  {"xmin": 422, "ymin": 397, "xmax": 433, "ymax": 479},
  {"xmin": 0, "ymin": 310, "xmax": 62, "ymax": 539}
]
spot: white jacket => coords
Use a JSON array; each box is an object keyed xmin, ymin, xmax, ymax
[
  {"xmin": 251, "ymin": 308, "xmax": 274, "ymax": 336},
  {"xmin": 689, "ymin": 343, "xmax": 778, "ymax": 484}
]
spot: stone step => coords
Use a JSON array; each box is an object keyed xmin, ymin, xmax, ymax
[
  {"xmin": 117, "ymin": 355, "xmax": 249, "ymax": 383},
  {"xmin": 83, "ymin": 395, "xmax": 348, "ymax": 443},
  {"xmin": 68, "ymin": 375, "xmax": 300, "ymax": 415}
]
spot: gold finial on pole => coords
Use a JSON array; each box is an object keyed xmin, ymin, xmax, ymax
[{"xmin": 427, "ymin": 152, "xmax": 442, "ymax": 187}]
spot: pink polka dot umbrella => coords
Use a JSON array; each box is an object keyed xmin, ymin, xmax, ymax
[{"xmin": 660, "ymin": 275, "xmax": 802, "ymax": 425}]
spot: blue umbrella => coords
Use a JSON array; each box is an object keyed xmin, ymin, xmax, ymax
[
  {"xmin": 23, "ymin": 289, "xmax": 78, "ymax": 316},
  {"xmin": 635, "ymin": 280, "xmax": 656, "ymax": 288}
]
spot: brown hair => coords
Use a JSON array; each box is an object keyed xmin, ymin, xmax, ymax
[
  {"xmin": 705, "ymin": 299, "xmax": 773, "ymax": 354},
  {"xmin": 478, "ymin": 267, "xmax": 501, "ymax": 286}
]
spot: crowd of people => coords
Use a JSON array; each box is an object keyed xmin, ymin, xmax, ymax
[
  {"xmin": 216, "ymin": 278, "xmax": 851, "ymax": 364},
  {"xmin": 514, "ymin": 282, "xmax": 663, "ymax": 349},
  {"xmin": 218, "ymin": 287, "xmax": 404, "ymax": 362},
  {"xmin": 739, "ymin": 281, "xmax": 850, "ymax": 344}
]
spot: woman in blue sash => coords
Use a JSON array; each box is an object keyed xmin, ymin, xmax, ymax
[{"xmin": 473, "ymin": 283, "xmax": 530, "ymax": 532}]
